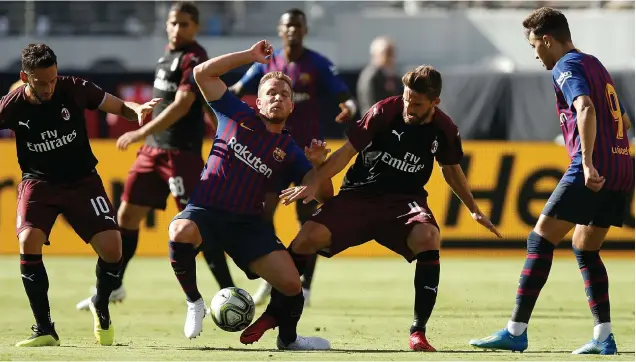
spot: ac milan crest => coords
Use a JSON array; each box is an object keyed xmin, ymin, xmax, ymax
[{"xmin": 61, "ymin": 107, "xmax": 70, "ymax": 121}]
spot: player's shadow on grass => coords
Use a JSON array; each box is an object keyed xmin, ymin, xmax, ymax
[{"xmin": 169, "ymin": 346, "xmax": 498, "ymax": 354}]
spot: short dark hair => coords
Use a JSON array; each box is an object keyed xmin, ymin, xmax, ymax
[
  {"xmin": 522, "ymin": 7, "xmax": 571, "ymax": 42},
  {"xmin": 282, "ymin": 8, "xmax": 306, "ymax": 24},
  {"xmin": 170, "ymin": 1, "xmax": 199, "ymax": 24},
  {"xmin": 21, "ymin": 43, "xmax": 57, "ymax": 73},
  {"xmin": 401, "ymin": 65, "xmax": 442, "ymax": 99}
]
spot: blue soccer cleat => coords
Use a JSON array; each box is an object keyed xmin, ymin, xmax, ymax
[
  {"xmin": 572, "ymin": 333, "xmax": 617, "ymax": 355},
  {"xmin": 469, "ymin": 328, "xmax": 528, "ymax": 352}
]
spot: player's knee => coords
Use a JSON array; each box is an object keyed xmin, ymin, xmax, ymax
[
  {"xmin": 91, "ymin": 230, "xmax": 122, "ymax": 262},
  {"xmin": 291, "ymin": 222, "xmax": 330, "ymax": 255},
  {"xmin": 407, "ymin": 224, "xmax": 440, "ymax": 254},
  {"xmin": 117, "ymin": 202, "xmax": 147, "ymax": 229},
  {"xmin": 18, "ymin": 228, "xmax": 47, "ymax": 254},
  {"xmin": 169, "ymin": 219, "xmax": 201, "ymax": 245},
  {"xmin": 275, "ymin": 274, "xmax": 302, "ymax": 296}
]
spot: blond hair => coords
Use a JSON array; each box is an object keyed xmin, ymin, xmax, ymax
[{"xmin": 257, "ymin": 71, "xmax": 293, "ymax": 97}]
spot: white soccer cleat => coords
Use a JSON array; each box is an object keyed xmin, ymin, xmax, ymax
[
  {"xmin": 252, "ymin": 280, "xmax": 272, "ymax": 305},
  {"xmin": 184, "ymin": 298, "xmax": 207, "ymax": 339},
  {"xmin": 302, "ymin": 287, "xmax": 311, "ymax": 307},
  {"xmin": 277, "ymin": 335, "xmax": 331, "ymax": 350},
  {"xmin": 76, "ymin": 286, "xmax": 126, "ymax": 311}
]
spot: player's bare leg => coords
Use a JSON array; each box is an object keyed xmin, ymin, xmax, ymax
[
  {"xmin": 15, "ymin": 228, "xmax": 60, "ymax": 347},
  {"xmin": 251, "ymin": 193, "xmax": 280, "ymax": 305},
  {"xmin": 571, "ymin": 225, "xmax": 617, "ymax": 355},
  {"xmin": 243, "ymin": 249, "xmax": 330, "ymax": 350},
  {"xmin": 253, "ymin": 194, "xmax": 314, "ymax": 306},
  {"xmin": 168, "ymin": 219, "xmax": 206, "ymax": 339},
  {"xmin": 88, "ymin": 230, "xmax": 123, "ymax": 346},
  {"xmin": 470, "ymin": 215, "xmax": 573, "ymax": 352},
  {"xmin": 406, "ymin": 223, "xmax": 441, "ymax": 352},
  {"xmin": 76, "ymin": 201, "xmax": 146, "ymax": 311}
]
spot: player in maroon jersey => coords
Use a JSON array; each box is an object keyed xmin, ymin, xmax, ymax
[
  {"xmin": 239, "ymin": 65, "xmax": 502, "ymax": 351},
  {"xmin": 75, "ymin": 1, "xmax": 236, "ymax": 313},
  {"xmin": 0, "ymin": 44, "xmax": 159, "ymax": 347},
  {"xmin": 470, "ymin": 8, "xmax": 633, "ymax": 354}
]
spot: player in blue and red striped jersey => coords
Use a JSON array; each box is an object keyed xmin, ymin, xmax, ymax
[
  {"xmin": 167, "ymin": 39, "xmax": 334, "ymax": 351},
  {"xmin": 229, "ymin": 8, "xmax": 357, "ymax": 306},
  {"xmin": 470, "ymin": 7, "xmax": 633, "ymax": 355}
]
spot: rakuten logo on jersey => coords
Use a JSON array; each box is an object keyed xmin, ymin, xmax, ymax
[
  {"xmin": 228, "ymin": 137, "xmax": 273, "ymax": 178},
  {"xmin": 381, "ymin": 151, "xmax": 426, "ymax": 173},
  {"xmin": 26, "ymin": 130, "xmax": 77, "ymax": 153}
]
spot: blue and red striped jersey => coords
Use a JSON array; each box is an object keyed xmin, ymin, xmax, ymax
[
  {"xmin": 190, "ymin": 90, "xmax": 312, "ymax": 214},
  {"xmin": 552, "ymin": 50, "xmax": 633, "ymax": 192},
  {"xmin": 238, "ymin": 48, "xmax": 351, "ymax": 148}
]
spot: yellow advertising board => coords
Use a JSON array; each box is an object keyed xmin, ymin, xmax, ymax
[{"xmin": 0, "ymin": 140, "xmax": 633, "ymax": 256}]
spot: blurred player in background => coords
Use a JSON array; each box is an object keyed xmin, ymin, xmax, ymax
[
  {"xmin": 357, "ymin": 36, "xmax": 401, "ymax": 113},
  {"xmin": 241, "ymin": 65, "xmax": 501, "ymax": 351},
  {"xmin": 75, "ymin": 1, "xmax": 235, "ymax": 311},
  {"xmin": 229, "ymin": 8, "xmax": 357, "ymax": 306},
  {"xmin": 470, "ymin": 7, "xmax": 633, "ymax": 355},
  {"xmin": 0, "ymin": 43, "xmax": 159, "ymax": 347},
  {"xmin": 169, "ymin": 40, "xmax": 334, "ymax": 350}
]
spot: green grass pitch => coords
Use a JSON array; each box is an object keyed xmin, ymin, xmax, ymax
[{"xmin": 0, "ymin": 252, "xmax": 633, "ymax": 361}]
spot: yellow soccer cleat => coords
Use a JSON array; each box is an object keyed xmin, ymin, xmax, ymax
[
  {"xmin": 89, "ymin": 298, "xmax": 115, "ymax": 346},
  {"xmin": 16, "ymin": 324, "xmax": 60, "ymax": 347}
]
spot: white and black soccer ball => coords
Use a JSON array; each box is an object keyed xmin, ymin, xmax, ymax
[{"xmin": 209, "ymin": 287, "xmax": 255, "ymax": 332}]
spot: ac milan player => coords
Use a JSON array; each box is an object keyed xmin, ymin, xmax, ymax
[
  {"xmin": 230, "ymin": 8, "xmax": 357, "ymax": 306},
  {"xmin": 470, "ymin": 8, "xmax": 633, "ymax": 355},
  {"xmin": 168, "ymin": 40, "xmax": 334, "ymax": 350},
  {"xmin": 75, "ymin": 1, "xmax": 235, "ymax": 312},
  {"xmin": 241, "ymin": 65, "xmax": 502, "ymax": 351},
  {"xmin": 1, "ymin": 44, "xmax": 159, "ymax": 347}
]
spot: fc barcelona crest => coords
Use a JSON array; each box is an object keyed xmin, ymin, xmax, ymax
[
  {"xmin": 61, "ymin": 107, "xmax": 70, "ymax": 121},
  {"xmin": 273, "ymin": 147, "xmax": 286, "ymax": 162}
]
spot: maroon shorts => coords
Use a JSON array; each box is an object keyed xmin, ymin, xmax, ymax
[
  {"xmin": 310, "ymin": 191, "xmax": 439, "ymax": 262},
  {"xmin": 16, "ymin": 174, "xmax": 119, "ymax": 243},
  {"xmin": 122, "ymin": 145, "xmax": 204, "ymax": 210}
]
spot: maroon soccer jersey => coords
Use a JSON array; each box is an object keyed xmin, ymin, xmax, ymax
[
  {"xmin": 146, "ymin": 41, "xmax": 209, "ymax": 153},
  {"xmin": 342, "ymin": 96, "xmax": 463, "ymax": 195},
  {"xmin": 0, "ymin": 76, "xmax": 106, "ymax": 183}
]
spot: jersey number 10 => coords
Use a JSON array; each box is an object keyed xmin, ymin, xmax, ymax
[{"xmin": 605, "ymin": 83, "xmax": 623, "ymax": 139}]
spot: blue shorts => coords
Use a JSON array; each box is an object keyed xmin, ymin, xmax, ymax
[
  {"xmin": 542, "ymin": 180, "xmax": 630, "ymax": 228},
  {"xmin": 172, "ymin": 204, "xmax": 286, "ymax": 279}
]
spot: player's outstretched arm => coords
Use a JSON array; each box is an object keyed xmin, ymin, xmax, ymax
[
  {"xmin": 99, "ymin": 93, "xmax": 161, "ymax": 126},
  {"xmin": 193, "ymin": 40, "xmax": 272, "ymax": 103},
  {"xmin": 440, "ymin": 164, "xmax": 502, "ymax": 238},
  {"xmin": 281, "ymin": 141, "xmax": 357, "ymax": 205},
  {"xmin": 115, "ymin": 90, "xmax": 195, "ymax": 150}
]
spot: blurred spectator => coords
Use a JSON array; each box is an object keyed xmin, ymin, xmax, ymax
[
  {"xmin": 356, "ymin": 36, "xmax": 401, "ymax": 114},
  {"xmin": 35, "ymin": 15, "xmax": 51, "ymax": 36},
  {"xmin": 0, "ymin": 14, "xmax": 9, "ymax": 36}
]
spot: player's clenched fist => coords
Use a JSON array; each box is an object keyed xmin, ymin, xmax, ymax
[{"xmin": 250, "ymin": 40, "xmax": 273, "ymax": 64}]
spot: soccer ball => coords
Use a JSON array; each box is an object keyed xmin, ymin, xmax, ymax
[{"xmin": 209, "ymin": 287, "xmax": 255, "ymax": 332}]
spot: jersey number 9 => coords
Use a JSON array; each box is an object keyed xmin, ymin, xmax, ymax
[{"xmin": 605, "ymin": 83, "xmax": 623, "ymax": 139}]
